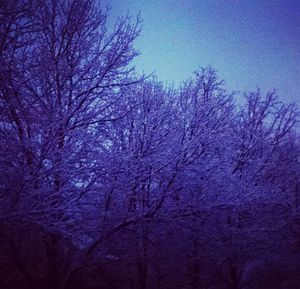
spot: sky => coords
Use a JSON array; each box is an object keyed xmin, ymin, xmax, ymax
[{"xmin": 103, "ymin": 0, "xmax": 300, "ymax": 104}]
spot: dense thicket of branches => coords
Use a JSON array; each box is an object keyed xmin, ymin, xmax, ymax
[{"xmin": 1, "ymin": 1, "xmax": 300, "ymax": 289}]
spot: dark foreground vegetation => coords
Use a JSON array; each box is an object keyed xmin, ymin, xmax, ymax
[{"xmin": 0, "ymin": 1, "xmax": 299, "ymax": 288}]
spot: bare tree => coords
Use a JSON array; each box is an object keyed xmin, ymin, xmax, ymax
[
  {"xmin": 0, "ymin": 0, "xmax": 141, "ymax": 225},
  {"xmin": 1, "ymin": 3, "xmax": 300, "ymax": 287}
]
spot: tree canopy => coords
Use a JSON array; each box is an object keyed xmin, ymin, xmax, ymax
[{"xmin": 0, "ymin": 1, "xmax": 299, "ymax": 289}]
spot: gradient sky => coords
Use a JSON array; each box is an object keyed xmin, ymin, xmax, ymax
[{"xmin": 103, "ymin": 0, "xmax": 300, "ymax": 103}]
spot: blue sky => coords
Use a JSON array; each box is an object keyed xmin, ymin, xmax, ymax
[{"xmin": 104, "ymin": 0, "xmax": 300, "ymax": 103}]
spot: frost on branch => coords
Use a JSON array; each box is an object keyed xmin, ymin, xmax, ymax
[{"xmin": 0, "ymin": 1, "xmax": 300, "ymax": 289}]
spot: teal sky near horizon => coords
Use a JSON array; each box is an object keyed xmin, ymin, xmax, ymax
[{"xmin": 104, "ymin": 0, "xmax": 300, "ymax": 103}]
